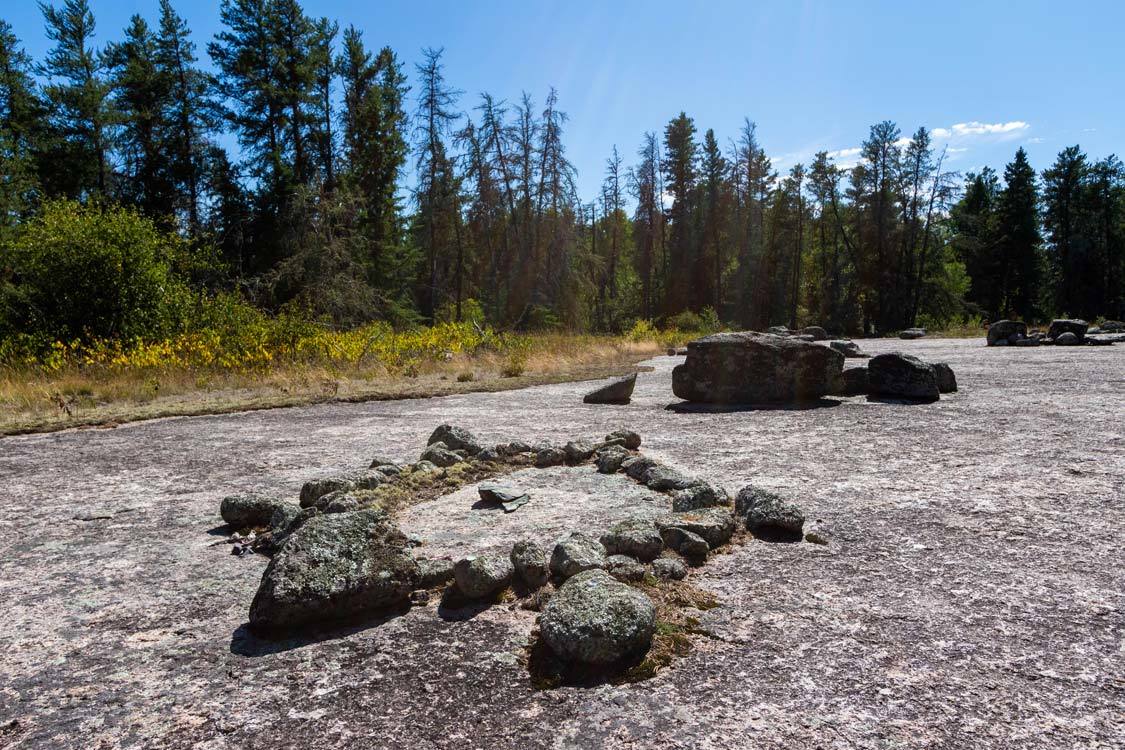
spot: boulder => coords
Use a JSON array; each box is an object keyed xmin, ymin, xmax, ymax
[
  {"xmin": 899, "ymin": 328, "xmax": 926, "ymax": 340},
  {"xmin": 671, "ymin": 482, "xmax": 728, "ymax": 512},
  {"xmin": 987, "ymin": 320, "xmax": 1027, "ymax": 346},
  {"xmin": 220, "ymin": 493, "xmax": 292, "ymax": 529},
  {"xmin": 605, "ymin": 429, "xmax": 642, "ymax": 450},
  {"xmin": 604, "ymin": 554, "xmax": 646, "ymax": 582},
  {"xmin": 836, "ymin": 366, "xmax": 868, "ymax": 396},
  {"xmin": 659, "ymin": 525, "xmax": 710, "ymax": 560},
  {"xmin": 933, "ymin": 362, "xmax": 958, "ymax": 393},
  {"xmin": 1055, "ymin": 331, "xmax": 1080, "ymax": 346},
  {"xmin": 595, "ymin": 446, "xmax": 630, "ymax": 474},
  {"xmin": 1048, "ymin": 319, "xmax": 1088, "ymax": 342},
  {"xmin": 600, "ymin": 518, "xmax": 664, "ymax": 561},
  {"xmin": 419, "ymin": 442, "xmax": 463, "ymax": 468},
  {"xmin": 583, "ymin": 373, "xmax": 637, "ymax": 405},
  {"xmin": 510, "ymin": 540, "xmax": 550, "ymax": 589},
  {"xmin": 797, "ymin": 326, "xmax": 829, "ymax": 341},
  {"xmin": 538, "ymin": 570, "xmax": 656, "ymax": 665},
  {"xmin": 564, "ymin": 440, "xmax": 596, "ymax": 463},
  {"xmin": 735, "ymin": 486, "xmax": 805, "ymax": 541},
  {"xmin": 672, "ymin": 331, "xmax": 844, "ymax": 404},
  {"xmin": 829, "ymin": 340, "xmax": 868, "ymax": 358},
  {"xmin": 248, "ymin": 510, "xmax": 418, "ymax": 631},
  {"xmin": 299, "ymin": 475, "xmax": 356, "ymax": 508},
  {"xmin": 535, "ymin": 446, "xmax": 567, "ymax": 468},
  {"xmin": 453, "ymin": 554, "xmax": 513, "ymax": 599},
  {"xmin": 550, "ymin": 532, "xmax": 606, "ymax": 580},
  {"xmin": 427, "ymin": 424, "xmax": 484, "ymax": 455},
  {"xmin": 867, "ymin": 353, "xmax": 939, "ymax": 401},
  {"xmin": 656, "ymin": 508, "xmax": 735, "ymax": 549},
  {"xmin": 651, "ymin": 558, "xmax": 687, "ymax": 581}
]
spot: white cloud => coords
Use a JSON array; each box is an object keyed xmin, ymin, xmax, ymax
[
  {"xmin": 826, "ymin": 146, "xmax": 861, "ymax": 160},
  {"xmin": 932, "ymin": 121, "xmax": 1029, "ymax": 139},
  {"xmin": 821, "ymin": 119, "xmax": 1032, "ymax": 169}
]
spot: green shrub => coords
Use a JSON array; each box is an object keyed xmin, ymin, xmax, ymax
[{"xmin": 3, "ymin": 200, "xmax": 188, "ymax": 343}]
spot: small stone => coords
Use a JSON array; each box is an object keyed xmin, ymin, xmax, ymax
[
  {"xmin": 671, "ymin": 483, "xmax": 728, "ymax": 512},
  {"xmin": 641, "ymin": 463, "xmax": 701, "ymax": 492},
  {"xmin": 453, "ymin": 554, "xmax": 514, "ymax": 599},
  {"xmin": 659, "ymin": 526, "xmax": 709, "ymax": 560},
  {"xmin": 656, "ymin": 508, "xmax": 736, "ymax": 549},
  {"xmin": 550, "ymin": 531, "xmax": 606, "ymax": 580},
  {"xmin": 867, "ymin": 352, "xmax": 939, "ymax": 401},
  {"xmin": 420, "ymin": 442, "xmax": 463, "ymax": 468},
  {"xmin": 898, "ymin": 328, "xmax": 926, "ymax": 340},
  {"xmin": 622, "ymin": 455, "xmax": 659, "ymax": 481},
  {"xmin": 299, "ymin": 476, "xmax": 355, "ymax": 508},
  {"xmin": 600, "ymin": 518, "xmax": 664, "ymax": 562},
  {"xmin": 428, "ymin": 424, "xmax": 484, "ymax": 455},
  {"xmin": 413, "ymin": 460, "xmax": 439, "ymax": 473},
  {"xmin": 503, "ymin": 441, "xmax": 533, "ymax": 455},
  {"xmin": 583, "ymin": 373, "xmax": 637, "ymax": 405},
  {"xmin": 605, "ymin": 554, "xmax": 646, "ymax": 582},
  {"xmin": 368, "ymin": 456, "xmax": 398, "ymax": 470},
  {"xmin": 651, "ymin": 558, "xmax": 687, "ymax": 581},
  {"xmin": 535, "ymin": 446, "xmax": 567, "ymax": 468},
  {"xmin": 220, "ymin": 493, "xmax": 292, "ymax": 528},
  {"xmin": 478, "ymin": 483, "xmax": 529, "ymax": 507},
  {"xmin": 409, "ymin": 590, "xmax": 431, "ymax": 606},
  {"xmin": 987, "ymin": 320, "xmax": 1027, "ymax": 346},
  {"xmin": 735, "ymin": 486, "xmax": 805, "ymax": 540},
  {"xmin": 416, "ymin": 557, "xmax": 455, "ymax": 588},
  {"xmin": 476, "ymin": 447, "xmax": 502, "ymax": 462},
  {"xmin": 829, "ymin": 340, "xmax": 868, "ymax": 358},
  {"xmin": 1055, "ymin": 331, "xmax": 1080, "ymax": 346},
  {"xmin": 595, "ymin": 446, "xmax": 630, "ymax": 474},
  {"xmin": 564, "ymin": 440, "xmax": 596, "ymax": 463},
  {"xmin": 605, "ymin": 429, "xmax": 642, "ymax": 450},
  {"xmin": 510, "ymin": 540, "xmax": 550, "ymax": 589},
  {"xmin": 798, "ymin": 326, "xmax": 829, "ymax": 341}
]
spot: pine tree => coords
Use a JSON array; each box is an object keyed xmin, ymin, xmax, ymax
[
  {"xmin": 1042, "ymin": 146, "xmax": 1088, "ymax": 316},
  {"xmin": 0, "ymin": 21, "xmax": 43, "ymax": 231},
  {"xmin": 996, "ymin": 148, "xmax": 1042, "ymax": 319},
  {"xmin": 700, "ymin": 128, "xmax": 727, "ymax": 315},
  {"xmin": 39, "ymin": 0, "xmax": 114, "ymax": 198},
  {"xmin": 952, "ymin": 168, "xmax": 1001, "ymax": 316},
  {"xmin": 662, "ymin": 112, "xmax": 697, "ymax": 314}
]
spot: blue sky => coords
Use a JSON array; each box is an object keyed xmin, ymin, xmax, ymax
[{"xmin": 5, "ymin": 0, "xmax": 1123, "ymax": 199}]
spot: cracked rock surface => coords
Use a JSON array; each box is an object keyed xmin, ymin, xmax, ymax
[{"xmin": 0, "ymin": 338, "xmax": 1122, "ymax": 748}]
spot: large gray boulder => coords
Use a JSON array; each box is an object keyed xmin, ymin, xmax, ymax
[
  {"xmin": 867, "ymin": 353, "xmax": 940, "ymax": 402},
  {"xmin": 583, "ymin": 373, "xmax": 637, "ymax": 405},
  {"xmin": 600, "ymin": 518, "xmax": 664, "ymax": 562},
  {"xmin": 538, "ymin": 570, "xmax": 656, "ymax": 665},
  {"xmin": 672, "ymin": 331, "xmax": 844, "ymax": 404},
  {"xmin": 550, "ymin": 532, "xmax": 607, "ymax": 580},
  {"xmin": 1048, "ymin": 319, "xmax": 1088, "ymax": 342},
  {"xmin": 248, "ymin": 510, "xmax": 419, "ymax": 631},
  {"xmin": 453, "ymin": 554, "xmax": 513, "ymax": 599},
  {"xmin": 987, "ymin": 320, "xmax": 1027, "ymax": 346},
  {"xmin": 735, "ymin": 486, "xmax": 805, "ymax": 541},
  {"xmin": 427, "ymin": 424, "xmax": 484, "ymax": 455},
  {"xmin": 220, "ymin": 493, "xmax": 292, "ymax": 529}
]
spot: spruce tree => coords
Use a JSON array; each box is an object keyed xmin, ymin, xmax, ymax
[
  {"xmin": 1042, "ymin": 146, "xmax": 1088, "ymax": 316},
  {"xmin": 996, "ymin": 147, "xmax": 1042, "ymax": 320},
  {"xmin": 0, "ymin": 21, "xmax": 44, "ymax": 231},
  {"xmin": 661, "ymin": 112, "xmax": 697, "ymax": 314}
]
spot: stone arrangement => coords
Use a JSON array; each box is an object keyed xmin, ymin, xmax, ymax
[
  {"xmin": 986, "ymin": 318, "xmax": 1125, "ymax": 347},
  {"xmin": 219, "ymin": 423, "xmax": 818, "ymax": 678}
]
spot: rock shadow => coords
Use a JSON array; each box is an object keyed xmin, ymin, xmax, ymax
[
  {"xmin": 750, "ymin": 527, "xmax": 804, "ymax": 544},
  {"xmin": 864, "ymin": 395, "xmax": 939, "ymax": 406},
  {"xmin": 665, "ymin": 398, "xmax": 841, "ymax": 414},
  {"xmin": 229, "ymin": 605, "xmax": 409, "ymax": 657}
]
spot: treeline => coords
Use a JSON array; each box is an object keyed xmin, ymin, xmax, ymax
[{"xmin": 1, "ymin": 0, "xmax": 1123, "ymax": 345}]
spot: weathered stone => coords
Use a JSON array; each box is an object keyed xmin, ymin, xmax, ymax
[
  {"xmin": 502, "ymin": 441, "xmax": 533, "ymax": 455},
  {"xmin": 798, "ymin": 326, "xmax": 829, "ymax": 341},
  {"xmin": 1014, "ymin": 338, "xmax": 1040, "ymax": 347},
  {"xmin": 651, "ymin": 557, "xmax": 687, "ymax": 581},
  {"xmin": 478, "ymin": 483, "xmax": 529, "ymax": 509},
  {"xmin": 248, "ymin": 510, "xmax": 418, "ymax": 631},
  {"xmin": 656, "ymin": 508, "xmax": 735, "ymax": 549},
  {"xmin": 867, "ymin": 352, "xmax": 939, "ymax": 401},
  {"xmin": 538, "ymin": 570, "xmax": 656, "ymax": 665},
  {"xmin": 510, "ymin": 540, "xmax": 550, "ymax": 589},
  {"xmin": 1055, "ymin": 331, "xmax": 1080, "ymax": 346},
  {"xmin": 659, "ymin": 526, "xmax": 709, "ymax": 560},
  {"xmin": 604, "ymin": 555, "xmax": 645, "ymax": 582},
  {"xmin": 564, "ymin": 440, "xmax": 596, "ymax": 463},
  {"xmin": 320, "ymin": 491, "xmax": 361, "ymax": 514},
  {"xmin": 933, "ymin": 362, "xmax": 958, "ymax": 393},
  {"xmin": 453, "ymin": 554, "xmax": 513, "ymax": 599},
  {"xmin": 419, "ymin": 442, "xmax": 463, "ymax": 468},
  {"xmin": 605, "ymin": 429, "xmax": 641, "ymax": 450},
  {"xmin": 987, "ymin": 320, "xmax": 1027, "ymax": 346},
  {"xmin": 476, "ymin": 447, "xmax": 502, "ymax": 462},
  {"xmin": 671, "ymin": 483, "xmax": 728, "ymax": 512},
  {"xmin": 735, "ymin": 486, "xmax": 805, "ymax": 541},
  {"xmin": 622, "ymin": 455, "xmax": 659, "ymax": 481},
  {"xmin": 220, "ymin": 493, "xmax": 291, "ymax": 528},
  {"xmin": 427, "ymin": 424, "xmax": 484, "ymax": 455},
  {"xmin": 583, "ymin": 373, "xmax": 637, "ymax": 405},
  {"xmin": 550, "ymin": 531, "xmax": 606, "ymax": 580},
  {"xmin": 299, "ymin": 475, "xmax": 356, "ymax": 508},
  {"xmin": 899, "ymin": 328, "xmax": 926, "ymax": 340},
  {"xmin": 835, "ymin": 366, "xmax": 868, "ymax": 396},
  {"xmin": 600, "ymin": 518, "xmax": 664, "ymax": 562},
  {"xmin": 535, "ymin": 446, "xmax": 567, "ymax": 468},
  {"xmin": 416, "ymin": 557, "xmax": 455, "ymax": 588},
  {"xmin": 412, "ymin": 460, "xmax": 439, "ymax": 473},
  {"xmin": 829, "ymin": 340, "xmax": 867, "ymax": 358},
  {"xmin": 768, "ymin": 326, "xmax": 791, "ymax": 336},
  {"xmin": 640, "ymin": 463, "xmax": 701, "ymax": 492},
  {"xmin": 368, "ymin": 456, "xmax": 398, "ymax": 470},
  {"xmin": 1100, "ymin": 320, "xmax": 1124, "ymax": 332},
  {"xmin": 672, "ymin": 331, "xmax": 844, "ymax": 404},
  {"xmin": 595, "ymin": 446, "xmax": 630, "ymax": 474},
  {"xmin": 1048, "ymin": 319, "xmax": 1088, "ymax": 342}
]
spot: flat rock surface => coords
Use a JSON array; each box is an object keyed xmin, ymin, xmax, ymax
[
  {"xmin": 398, "ymin": 466, "xmax": 671, "ymax": 560},
  {"xmin": 1, "ymin": 338, "xmax": 1123, "ymax": 749}
]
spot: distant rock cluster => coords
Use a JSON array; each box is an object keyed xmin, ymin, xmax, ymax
[
  {"xmin": 987, "ymin": 318, "xmax": 1124, "ymax": 347},
  {"xmin": 219, "ymin": 423, "xmax": 821, "ymax": 676}
]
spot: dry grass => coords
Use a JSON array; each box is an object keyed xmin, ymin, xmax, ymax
[{"xmin": 0, "ymin": 336, "xmax": 661, "ymax": 436}]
